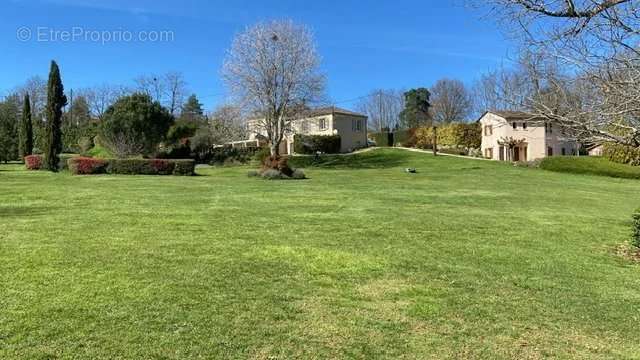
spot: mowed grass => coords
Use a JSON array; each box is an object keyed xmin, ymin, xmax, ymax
[
  {"xmin": 1, "ymin": 149, "xmax": 640, "ymax": 359},
  {"xmin": 540, "ymin": 156, "xmax": 640, "ymax": 179}
]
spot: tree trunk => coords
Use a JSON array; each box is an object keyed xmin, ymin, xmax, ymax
[{"xmin": 270, "ymin": 140, "xmax": 279, "ymax": 157}]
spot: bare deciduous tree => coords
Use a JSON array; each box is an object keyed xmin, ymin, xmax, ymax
[
  {"xmin": 82, "ymin": 84, "xmax": 129, "ymax": 120},
  {"xmin": 478, "ymin": 0, "xmax": 640, "ymax": 147},
  {"xmin": 15, "ymin": 76, "xmax": 47, "ymax": 117},
  {"xmin": 472, "ymin": 67, "xmax": 528, "ymax": 115},
  {"xmin": 134, "ymin": 74, "xmax": 166, "ymax": 104},
  {"xmin": 357, "ymin": 89, "xmax": 404, "ymax": 131},
  {"xmin": 164, "ymin": 72, "xmax": 187, "ymax": 116},
  {"xmin": 222, "ymin": 20, "xmax": 326, "ymax": 156},
  {"xmin": 134, "ymin": 72, "xmax": 189, "ymax": 115},
  {"xmin": 431, "ymin": 79, "xmax": 472, "ymax": 123}
]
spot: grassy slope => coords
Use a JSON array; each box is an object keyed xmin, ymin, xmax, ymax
[
  {"xmin": 1, "ymin": 149, "xmax": 640, "ymax": 359},
  {"xmin": 540, "ymin": 156, "xmax": 640, "ymax": 179}
]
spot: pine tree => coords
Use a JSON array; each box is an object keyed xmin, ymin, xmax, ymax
[
  {"xmin": 44, "ymin": 61, "xmax": 67, "ymax": 171},
  {"xmin": 19, "ymin": 93, "xmax": 34, "ymax": 159},
  {"xmin": 180, "ymin": 94, "xmax": 205, "ymax": 123}
]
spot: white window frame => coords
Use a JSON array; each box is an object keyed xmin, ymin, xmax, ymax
[{"xmin": 318, "ymin": 118, "xmax": 327, "ymax": 130}]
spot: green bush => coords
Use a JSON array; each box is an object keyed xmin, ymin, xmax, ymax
[
  {"xmin": 253, "ymin": 146, "xmax": 271, "ymax": 163},
  {"xmin": 633, "ymin": 209, "xmax": 640, "ymax": 248},
  {"xmin": 261, "ymin": 169, "xmax": 286, "ymax": 180},
  {"xmin": 87, "ymin": 144, "xmax": 114, "ymax": 159},
  {"xmin": 369, "ymin": 132, "xmax": 392, "ymax": 147},
  {"xmin": 293, "ymin": 134, "xmax": 341, "ymax": 154},
  {"xmin": 291, "ymin": 168, "xmax": 306, "ymax": 179},
  {"xmin": 540, "ymin": 156, "xmax": 640, "ymax": 179},
  {"xmin": 256, "ymin": 168, "xmax": 306, "ymax": 180},
  {"xmin": 107, "ymin": 159, "xmax": 195, "ymax": 176},
  {"xmin": 603, "ymin": 143, "xmax": 640, "ymax": 166},
  {"xmin": 58, "ymin": 154, "xmax": 79, "ymax": 171},
  {"xmin": 437, "ymin": 147, "xmax": 467, "ymax": 156},
  {"xmin": 173, "ymin": 160, "xmax": 196, "ymax": 176},
  {"xmin": 99, "ymin": 93, "xmax": 174, "ymax": 157},
  {"xmin": 206, "ymin": 146, "xmax": 257, "ymax": 165},
  {"xmin": 393, "ymin": 129, "xmax": 417, "ymax": 147}
]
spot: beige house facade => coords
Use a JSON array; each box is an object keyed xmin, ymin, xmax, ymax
[
  {"xmin": 247, "ymin": 107, "xmax": 368, "ymax": 154},
  {"xmin": 587, "ymin": 144, "xmax": 604, "ymax": 156},
  {"xmin": 479, "ymin": 111, "xmax": 579, "ymax": 161}
]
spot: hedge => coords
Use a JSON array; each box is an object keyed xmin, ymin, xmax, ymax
[
  {"xmin": 293, "ymin": 134, "xmax": 341, "ymax": 154},
  {"xmin": 25, "ymin": 155, "xmax": 43, "ymax": 170},
  {"xmin": 603, "ymin": 143, "xmax": 640, "ymax": 166},
  {"xmin": 25, "ymin": 154, "xmax": 79, "ymax": 170},
  {"xmin": 107, "ymin": 159, "xmax": 195, "ymax": 176},
  {"xmin": 206, "ymin": 146, "xmax": 259, "ymax": 165},
  {"xmin": 415, "ymin": 123, "xmax": 481, "ymax": 149},
  {"xmin": 633, "ymin": 209, "xmax": 640, "ymax": 248},
  {"xmin": 58, "ymin": 154, "xmax": 79, "ymax": 170},
  {"xmin": 68, "ymin": 157, "xmax": 108, "ymax": 175},
  {"xmin": 66, "ymin": 158, "xmax": 195, "ymax": 176}
]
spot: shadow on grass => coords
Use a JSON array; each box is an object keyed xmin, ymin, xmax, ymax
[
  {"xmin": 289, "ymin": 150, "xmax": 410, "ymax": 169},
  {"xmin": 0, "ymin": 206, "xmax": 54, "ymax": 218}
]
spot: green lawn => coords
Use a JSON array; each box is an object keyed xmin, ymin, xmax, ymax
[
  {"xmin": 540, "ymin": 156, "xmax": 640, "ymax": 179},
  {"xmin": 1, "ymin": 149, "xmax": 640, "ymax": 359}
]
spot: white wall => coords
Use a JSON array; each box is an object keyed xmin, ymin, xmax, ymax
[{"xmin": 480, "ymin": 113, "xmax": 546, "ymax": 161}]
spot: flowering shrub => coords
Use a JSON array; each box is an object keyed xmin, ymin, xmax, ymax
[
  {"xmin": 68, "ymin": 157, "xmax": 108, "ymax": 175},
  {"xmin": 25, "ymin": 155, "xmax": 43, "ymax": 170}
]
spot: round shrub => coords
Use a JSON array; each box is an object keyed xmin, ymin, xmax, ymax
[
  {"xmin": 291, "ymin": 169, "xmax": 306, "ymax": 179},
  {"xmin": 261, "ymin": 169, "xmax": 286, "ymax": 180},
  {"xmin": 100, "ymin": 93, "xmax": 174, "ymax": 157}
]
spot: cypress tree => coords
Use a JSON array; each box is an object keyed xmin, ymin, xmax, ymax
[
  {"xmin": 44, "ymin": 61, "xmax": 67, "ymax": 171},
  {"xmin": 19, "ymin": 93, "xmax": 34, "ymax": 160}
]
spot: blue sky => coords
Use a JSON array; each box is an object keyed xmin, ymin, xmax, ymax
[{"xmin": 1, "ymin": 0, "xmax": 515, "ymax": 111}]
